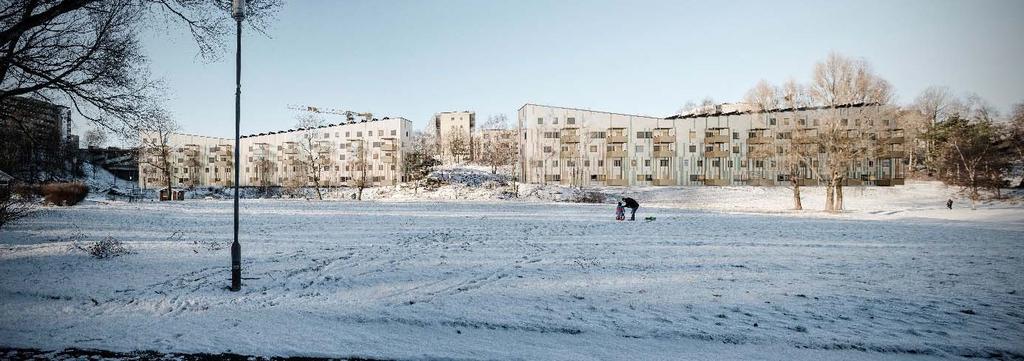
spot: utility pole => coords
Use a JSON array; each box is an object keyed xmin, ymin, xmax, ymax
[{"xmin": 230, "ymin": 0, "xmax": 245, "ymax": 292}]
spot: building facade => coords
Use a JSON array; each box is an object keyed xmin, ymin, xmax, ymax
[
  {"xmin": 139, "ymin": 117, "xmax": 413, "ymax": 189},
  {"xmin": 434, "ymin": 111, "xmax": 475, "ymax": 162},
  {"xmin": 0, "ymin": 96, "xmax": 78, "ymax": 181},
  {"xmin": 518, "ymin": 103, "xmax": 906, "ymax": 187}
]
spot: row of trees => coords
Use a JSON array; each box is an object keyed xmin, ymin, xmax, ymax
[{"xmin": 733, "ymin": 52, "xmax": 1022, "ymax": 212}]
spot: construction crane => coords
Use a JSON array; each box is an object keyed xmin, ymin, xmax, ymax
[{"xmin": 286, "ymin": 104, "xmax": 373, "ymax": 123}]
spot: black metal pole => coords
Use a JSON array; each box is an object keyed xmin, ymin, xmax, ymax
[{"xmin": 230, "ymin": 17, "xmax": 242, "ymax": 292}]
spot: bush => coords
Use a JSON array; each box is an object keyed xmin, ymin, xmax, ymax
[
  {"xmin": 41, "ymin": 182, "xmax": 89, "ymax": 206},
  {"xmin": 75, "ymin": 236, "xmax": 131, "ymax": 259},
  {"xmin": 0, "ymin": 185, "xmax": 38, "ymax": 231}
]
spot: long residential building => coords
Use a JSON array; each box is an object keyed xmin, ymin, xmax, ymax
[
  {"xmin": 518, "ymin": 103, "xmax": 907, "ymax": 187},
  {"xmin": 139, "ymin": 117, "xmax": 413, "ymax": 189}
]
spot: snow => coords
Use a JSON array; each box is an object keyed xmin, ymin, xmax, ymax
[{"xmin": 2, "ymin": 182, "xmax": 1023, "ymax": 360}]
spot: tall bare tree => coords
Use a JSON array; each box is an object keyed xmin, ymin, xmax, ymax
[
  {"xmin": 350, "ymin": 140, "xmax": 369, "ymax": 200},
  {"xmin": 137, "ymin": 114, "xmax": 178, "ymax": 194},
  {"xmin": 809, "ymin": 52, "xmax": 892, "ymax": 212},
  {"xmin": 295, "ymin": 114, "xmax": 330, "ymax": 200},
  {"xmin": 0, "ymin": 0, "xmax": 280, "ymax": 138}
]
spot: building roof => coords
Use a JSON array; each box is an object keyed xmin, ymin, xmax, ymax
[
  {"xmin": 666, "ymin": 102, "xmax": 881, "ymax": 120},
  {"xmin": 518, "ymin": 103, "xmax": 663, "ymax": 120},
  {"xmin": 0, "ymin": 170, "xmax": 13, "ymax": 182}
]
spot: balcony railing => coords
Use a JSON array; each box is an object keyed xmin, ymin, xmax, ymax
[
  {"xmin": 605, "ymin": 149, "xmax": 627, "ymax": 158},
  {"xmin": 653, "ymin": 134, "xmax": 674, "ymax": 144},
  {"xmin": 884, "ymin": 136, "xmax": 905, "ymax": 144},
  {"xmin": 606, "ymin": 134, "xmax": 627, "ymax": 143},
  {"xmin": 652, "ymin": 149, "xmax": 674, "ymax": 158},
  {"xmin": 746, "ymin": 136, "xmax": 772, "ymax": 145},
  {"xmin": 704, "ymin": 150, "xmax": 729, "ymax": 158},
  {"xmin": 704, "ymin": 135, "xmax": 729, "ymax": 144},
  {"xmin": 560, "ymin": 149, "xmax": 579, "ymax": 159},
  {"xmin": 560, "ymin": 133, "xmax": 579, "ymax": 143}
]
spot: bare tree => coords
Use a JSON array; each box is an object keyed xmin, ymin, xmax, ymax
[
  {"xmin": 809, "ymin": 52, "xmax": 892, "ymax": 212},
  {"xmin": 446, "ymin": 127, "xmax": 469, "ymax": 164},
  {"xmin": 295, "ymin": 114, "xmax": 331, "ymax": 200},
  {"xmin": 0, "ymin": 184, "xmax": 36, "ymax": 231},
  {"xmin": 137, "ymin": 114, "xmax": 178, "ymax": 194},
  {"xmin": 350, "ymin": 140, "xmax": 369, "ymax": 200},
  {"xmin": 83, "ymin": 127, "xmax": 108, "ymax": 149},
  {"xmin": 0, "ymin": 0, "xmax": 280, "ymax": 138}
]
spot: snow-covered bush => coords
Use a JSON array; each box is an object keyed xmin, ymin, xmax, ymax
[{"xmin": 75, "ymin": 236, "xmax": 132, "ymax": 259}]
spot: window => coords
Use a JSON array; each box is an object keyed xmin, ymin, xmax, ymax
[
  {"xmin": 635, "ymin": 145, "xmax": 644, "ymax": 153},
  {"xmin": 378, "ymin": 130, "xmax": 383, "ymax": 136},
  {"xmin": 841, "ymin": 119, "xmax": 849, "ymax": 126},
  {"xmin": 391, "ymin": 130, "xmax": 397, "ymax": 136},
  {"xmin": 697, "ymin": 160, "xmax": 703, "ymax": 167},
  {"xmin": 590, "ymin": 145, "xmax": 598, "ymax": 152},
  {"xmin": 689, "ymin": 130, "xmax": 697, "ymax": 139},
  {"xmin": 755, "ymin": 160, "xmax": 764, "ymax": 168},
  {"xmin": 567, "ymin": 117, "xmax": 576, "ymax": 125},
  {"xmin": 584, "ymin": 160, "xmax": 590, "ymax": 167},
  {"xmin": 597, "ymin": 160, "xmax": 604, "ymax": 167},
  {"xmin": 732, "ymin": 132, "xmax": 739, "ymax": 139},
  {"xmin": 551, "ymin": 160, "xmax": 558, "ymax": 167},
  {"xmin": 356, "ymin": 131, "xmax": 362, "ymax": 137},
  {"xmin": 553, "ymin": 117, "xmax": 559, "ymax": 124},
  {"xmin": 323, "ymin": 133, "xmax": 329, "ymax": 139},
  {"xmin": 537, "ymin": 117, "xmax": 543, "ymax": 125},
  {"xmin": 690, "ymin": 174, "xmax": 700, "ymax": 181},
  {"xmin": 769, "ymin": 118, "xmax": 777, "ymax": 126},
  {"xmin": 814, "ymin": 119, "xmax": 820, "ymax": 126},
  {"xmin": 345, "ymin": 132, "xmax": 350, "ymax": 137},
  {"xmin": 543, "ymin": 146, "xmax": 553, "ymax": 153},
  {"xmin": 567, "ymin": 161, "xmax": 575, "ymax": 168},
  {"xmin": 659, "ymin": 159, "xmax": 669, "ymax": 167},
  {"xmin": 613, "ymin": 159, "xmax": 622, "ymax": 167},
  {"xmin": 733, "ymin": 146, "xmax": 740, "ymax": 153},
  {"xmin": 689, "ymin": 145, "xmax": 697, "ymax": 153},
  {"xmin": 636, "ymin": 131, "xmax": 652, "ymax": 139},
  {"xmin": 784, "ymin": 118, "xmax": 790, "ymax": 126},
  {"xmin": 590, "ymin": 131, "xmax": 606, "ymax": 138},
  {"xmin": 644, "ymin": 160, "xmax": 651, "ymax": 167}
]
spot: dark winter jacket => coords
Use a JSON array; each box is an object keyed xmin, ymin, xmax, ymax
[{"xmin": 622, "ymin": 197, "xmax": 639, "ymax": 209}]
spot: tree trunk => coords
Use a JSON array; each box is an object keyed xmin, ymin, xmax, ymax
[
  {"xmin": 824, "ymin": 180, "xmax": 835, "ymax": 212},
  {"xmin": 835, "ymin": 178, "xmax": 844, "ymax": 211},
  {"xmin": 792, "ymin": 179, "xmax": 802, "ymax": 210}
]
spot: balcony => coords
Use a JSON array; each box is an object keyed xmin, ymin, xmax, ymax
[
  {"xmin": 704, "ymin": 178, "xmax": 729, "ymax": 186},
  {"xmin": 880, "ymin": 151, "xmax": 905, "ymax": 158},
  {"xmin": 746, "ymin": 136, "xmax": 772, "ymax": 145},
  {"xmin": 606, "ymin": 178, "xmax": 629, "ymax": 186},
  {"xmin": 653, "ymin": 134, "xmax": 674, "ymax": 144},
  {"xmin": 876, "ymin": 178, "xmax": 905, "ymax": 186},
  {"xmin": 748, "ymin": 178, "xmax": 774, "ymax": 186},
  {"xmin": 652, "ymin": 149, "xmax": 674, "ymax": 158},
  {"xmin": 383, "ymin": 155, "xmax": 396, "ymax": 164},
  {"xmin": 560, "ymin": 133, "xmax": 579, "ymax": 143},
  {"xmin": 884, "ymin": 136, "xmax": 905, "ymax": 144},
  {"xmin": 704, "ymin": 150, "xmax": 729, "ymax": 158},
  {"xmin": 381, "ymin": 143, "xmax": 398, "ymax": 152},
  {"xmin": 652, "ymin": 178, "xmax": 676, "ymax": 186},
  {"xmin": 606, "ymin": 134, "xmax": 627, "ymax": 143},
  {"xmin": 282, "ymin": 147, "xmax": 299, "ymax": 155},
  {"xmin": 605, "ymin": 149, "xmax": 627, "ymax": 158},
  {"xmin": 704, "ymin": 135, "xmax": 729, "ymax": 144},
  {"xmin": 560, "ymin": 149, "xmax": 579, "ymax": 159}
]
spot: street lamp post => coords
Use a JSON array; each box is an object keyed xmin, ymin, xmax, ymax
[{"xmin": 230, "ymin": 0, "xmax": 245, "ymax": 292}]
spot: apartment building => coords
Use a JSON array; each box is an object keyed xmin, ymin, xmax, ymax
[
  {"xmin": 0, "ymin": 96, "xmax": 77, "ymax": 181},
  {"xmin": 518, "ymin": 103, "xmax": 906, "ymax": 187},
  {"xmin": 139, "ymin": 117, "xmax": 413, "ymax": 189},
  {"xmin": 434, "ymin": 111, "xmax": 475, "ymax": 162}
]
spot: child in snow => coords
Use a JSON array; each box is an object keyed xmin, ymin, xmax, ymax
[{"xmin": 615, "ymin": 202, "xmax": 625, "ymax": 221}]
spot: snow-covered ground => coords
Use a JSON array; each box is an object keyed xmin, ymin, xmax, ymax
[{"xmin": 1, "ymin": 190, "xmax": 1023, "ymax": 359}]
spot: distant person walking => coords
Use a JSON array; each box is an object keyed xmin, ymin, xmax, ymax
[
  {"xmin": 615, "ymin": 202, "xmax": 626, "ymax": 221},
  {"xmin": 621, "ymin": 197, "xmax": 639, "ymax": 221},
  {"xmin": 946, "ymin": 198, "xmax": 953, "ymax": 210}
]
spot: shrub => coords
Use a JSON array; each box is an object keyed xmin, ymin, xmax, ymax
[
  {"xmin": 0, "ymin": 185, "xmax": 38, "ymax": 231},
  {"xmin": 41, "ymin": 182, "xmax": 89, "ymax": 206},
  {"xmin": 75, "ymin": 236, "xmax": 131, "ymax": 259}
]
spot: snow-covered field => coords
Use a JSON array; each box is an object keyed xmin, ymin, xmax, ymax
[{"xmin": 1, "ymin": 186, "xmax": 1023, "ymax": 360}]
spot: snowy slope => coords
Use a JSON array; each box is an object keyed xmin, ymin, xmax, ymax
[{"xmin": 1, "ymin": 200, "xmax": 1022, "ymax": 360}]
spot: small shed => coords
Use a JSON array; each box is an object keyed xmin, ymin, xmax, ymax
[{"xmin": 159, "ymin": 187, "xmax": 185, "ymax": 201}]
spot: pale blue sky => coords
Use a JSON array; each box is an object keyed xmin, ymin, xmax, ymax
[{"xmin": 138, "ymin": 0, "xmax": 1024, "ymax": 138}]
